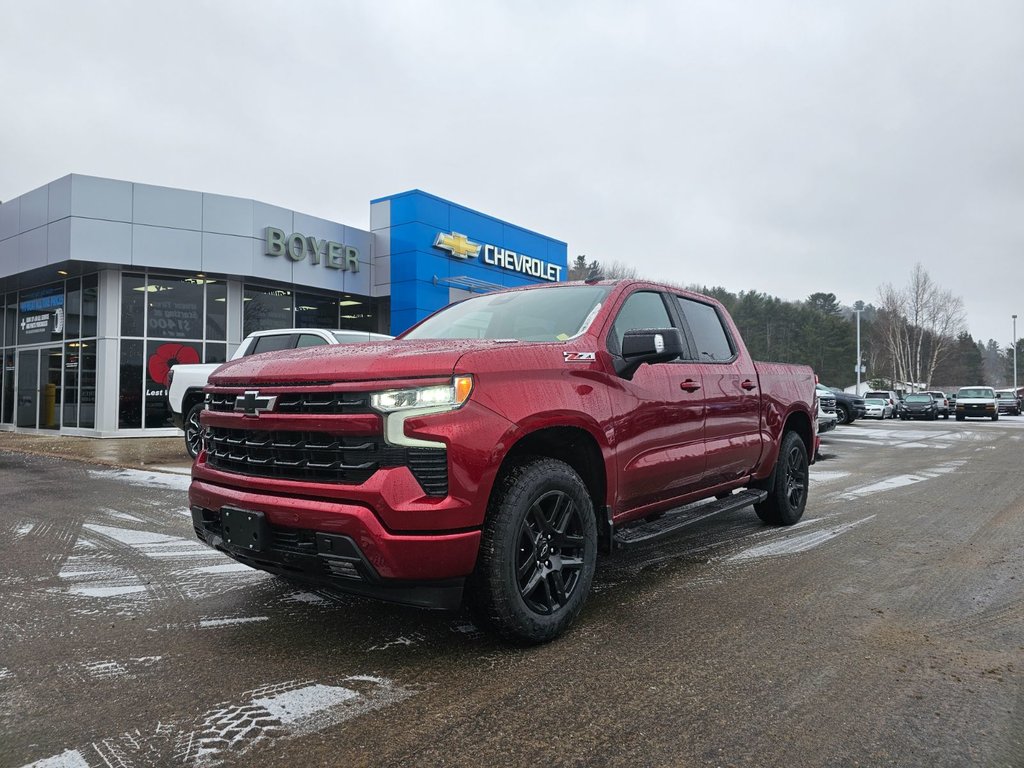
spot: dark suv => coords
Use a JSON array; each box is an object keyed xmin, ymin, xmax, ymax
[
  {"xmin": 827, "ymin": 388, "xmax": 866, "ymax": 425},
  {"xmin": 900, "ymin": 393, "xmax": 939, "ymax": 420}
]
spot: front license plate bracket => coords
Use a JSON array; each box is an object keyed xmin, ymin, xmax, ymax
[{"xmin": 221, "ymin": 508, "xmax": 268, "ymax": 552}]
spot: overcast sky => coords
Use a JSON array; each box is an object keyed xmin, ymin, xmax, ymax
[{"xmin": 3, "ymin": 1, "xmax": 1022, "ymax": 344}]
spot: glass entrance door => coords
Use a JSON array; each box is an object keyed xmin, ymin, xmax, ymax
[
  {"xmin": 15, "ymin": 347, "xmax": 63, "ymax": 429},
  {"xmin": 40, "ymin": 346, "xmax": 62, "ymax": 430},
  {"xmin": 16, "ymin": 350, "xmax": 39, "ymax": 427}
]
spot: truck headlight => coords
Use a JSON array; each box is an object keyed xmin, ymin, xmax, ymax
[
  {"xmin": 371, "ymin": 376, "xmax": 473, "ymax": 413},
  {"xmin": 371, "ymin": 376, "xmax": 474, "ymax": 449}
]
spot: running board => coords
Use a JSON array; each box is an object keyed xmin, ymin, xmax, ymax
[{"xmin": 611, "ymin": 489, "xmax": 768, "ymax": 550}]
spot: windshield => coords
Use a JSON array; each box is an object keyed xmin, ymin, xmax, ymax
[
  {"xmin": 402, "ymin": 285, "xmax": 612, "ymax": 341},
  {"xmin": 865, "ymin": 398, "xmax": 885, "ymax": 405},
  {"xmin": 958, "ymin": 388, "xmax": 994, "ymax": 398},
  {"xmin": 905, "ymin": 394, "xmax": 931, "ymax": 403}
]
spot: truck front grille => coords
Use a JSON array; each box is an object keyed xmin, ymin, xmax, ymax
[
  {"xmin": 205, "ymin": 427, "xmax": 448, "ymax": 495},
  {"xmin": 207, "ymin": 391, "xmax": 372, "ymax": 415}
]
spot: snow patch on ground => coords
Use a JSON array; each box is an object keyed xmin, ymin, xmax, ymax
[
  {"xmin": 730, "ymin": 516, "xmax": 874, "ymax": 562},
  {"xmin": 87, "ymin": 467, "xmax": 192, "ymax": 491},
  {"xmin": 20, "ymin": 676, "xmax": 415, "ymax": 768},
  {"xmin": 831, "ymin": 460, "xmax": 965, "ymax": 501},
  {"xmin": 200, "ymin": 616, "xmax": 269, "ymax": 628}
]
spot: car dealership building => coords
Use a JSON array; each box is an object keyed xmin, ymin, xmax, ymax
[{"xmin": 0, "ymin": 175, "xmax": 567, "ymax": 436}]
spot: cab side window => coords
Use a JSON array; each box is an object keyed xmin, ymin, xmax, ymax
[
  {"xmin": 296, "ymin": 334, "xmax": 329, "ymax": 348},
  {"xmin": 676, "ymin": 297, "xmax": 734, "ymax": 361},
  {"xmin": 250, "ymin": 333, "xmax": 294, "ymax": 355},
  {"xmin": 610, "ymin": 291, "xmax": 674, "ymax": 355}
]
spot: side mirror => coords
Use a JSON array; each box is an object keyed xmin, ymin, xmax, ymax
[{"xmin": 615, "ymin": 327, "xmax": 684, "ymax": 380}]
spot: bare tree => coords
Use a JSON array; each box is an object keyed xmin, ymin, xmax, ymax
[{"xmin": 876, "ymin": 263, "xmax": 966, "ymax": 389}]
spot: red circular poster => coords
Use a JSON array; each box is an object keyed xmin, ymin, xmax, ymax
[{"xmin": 148, "ymin": 343, "xmax": 200, "ymax": 386}]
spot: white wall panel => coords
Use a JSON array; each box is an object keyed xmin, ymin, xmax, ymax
[
  {"xmin": 47, "ymin": 176, "xmax": 72, "ymax": 222},
  {"xmin": 70, "ymin": 176, "xmax": 133, "ymax": 221},
  {"xmin": 69, "ymin": 218, "xmax": 133, "ymax": 265},
  {"xmin": 132, "ymin": 225, "xmax": 202, "ymax": 271},
  {"xmin": 19, "ymin": 186, "xmax": 48, "ymax": 232},
  {"xmin": 133, "ymin": 184, "xmax": 202, "ymax": 230},
  {"xmin": 203, "ymin": 194, "xmax": 253, "ymax": 237}
]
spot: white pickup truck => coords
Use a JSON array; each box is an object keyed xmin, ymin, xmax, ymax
[{"xmin": 167, "ymin": 327, "xmax": 392, "ymax": 456}]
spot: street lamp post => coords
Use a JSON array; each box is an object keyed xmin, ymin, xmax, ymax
[
  {"xmin": 1013, "ymin": 314, "xmax": 1018, "ymax": 393},
  {"xmin": 854, "ymin": 302, "xmax": 864, "ymax": 394}
]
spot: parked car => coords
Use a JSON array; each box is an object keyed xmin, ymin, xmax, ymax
[
  {"xmin": 825, "ymin": 387, "xmax": 866, "ymax": 425},
  {"xmin": 864, "ymin": 390, "xmax": 900, "ymax": 419},
  {"xmin": 923, "ymin": 390, "xmax": 951, "ymax": 419},
  {"xmin": 168, "ymin": 328, "xmax": 393, "ymax": 457},
  {"xmin": 900, "ymin": 393, "xmax": 939, "ymax": 420},
  {"xmin": 955, "ymin": 386, "xmax": 998, "ymax": 421},
  {"xmin": 995, "ymin": 391, "xmax": 1021, "ymax": 416},
  {"xmin": 817, "ymin": 399, "xmax": 838, "ymax": 435},
  {"xmin": 815, "ymin": 384, "xmax": 837, "ymax": 419},
  {"xmin": 863, "ymin": 397, "xmax": 893, "ymax": 419}
]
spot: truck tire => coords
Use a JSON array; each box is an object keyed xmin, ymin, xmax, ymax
[
  {"xmin": 835, "ymin": 404, "xmax": 850, "ymax": 425},
  {"xmin": 754, "ymin": 431, "xmax": 807, "ymax": 526},
  {"xmin": 184, "ymin": 402, "xmax": 205, "ymax": 459},
  {"xmin": 470, "ymin": 457, "xmax": 597, "ymax": 644}
]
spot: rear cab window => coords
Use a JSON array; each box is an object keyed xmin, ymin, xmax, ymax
[{"xmin": 675, "ymin": 296, "xmax": 735, "ymax": 362}]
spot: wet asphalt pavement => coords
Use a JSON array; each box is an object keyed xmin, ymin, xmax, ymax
[{"xmin": 1, "ymin": 419, "xmax": 1022, "ymax": 767}]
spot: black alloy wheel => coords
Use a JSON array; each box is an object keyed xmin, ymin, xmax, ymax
[
  {"xmin": 514, "ymin": 490, "xmax": 589, "ymax": 616},
  {"xmin": 754, "ymin": 431, "xmax": 808, "ymax": 526},
  {"xmin": 471, "ymin": 457, "xmax": 597, "ymax": 644},
  {"xmin": 184, "ymin": 402, "xmax": 205, "ymax": 459}
]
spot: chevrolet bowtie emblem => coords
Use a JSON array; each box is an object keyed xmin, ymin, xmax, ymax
[
  {"xmin": 234, "ymin": 390, "xmax": 277, "ymax": 416},
  {"xmin": 434, "ymin": 231, "xmax": 482, "ymax": 260}
]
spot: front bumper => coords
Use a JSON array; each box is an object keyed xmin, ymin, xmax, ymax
[{"xmin": 189, "ymin": 491, "xmax": 479, "ymax": 610}]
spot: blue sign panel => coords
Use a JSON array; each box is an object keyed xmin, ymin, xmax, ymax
[{"xmin": 371, "ymin": 190, "xmax": 568, "ymax": 335}]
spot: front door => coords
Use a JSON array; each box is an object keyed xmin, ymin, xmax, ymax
[
  {"xmin": 15, "ymin": 347, "xmax": 63, "ymax": 430},
  {"xmin": 16, "ymin": 350, "xmax": 39, "ymax": 428},
  {"xmin": 39, "ymin": 346, "xmax": 62, "ymax": 430}
]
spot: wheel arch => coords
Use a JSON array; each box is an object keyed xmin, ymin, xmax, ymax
[
  {"xmin": 492, "ymin": 424, "xmax": 609, "ymax": 541},
  {"xmin": 182, "ymin": 388, "xmax": 206, "ymax": 414}
]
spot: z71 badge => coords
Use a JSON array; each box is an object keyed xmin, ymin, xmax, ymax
[{"xmin": 563, "ymin": 352, "xmax": 596, "ymax": 363}]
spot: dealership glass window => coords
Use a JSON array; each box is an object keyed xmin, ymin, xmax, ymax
[
  {"xmin": 63, "ymin": 341, "xmax": 81, "ymax": 428},
  {"xmin": 119, "ymin": 339, "xmax": 144, "ymax": 429},
  {"xmin": 17, "ymin": 283, "xmax": 66, "ymax": 345},
  {"xmin": 64, "ymin": 278, "xmax": 82, "ymax": 339},
  {"xmin": 206, "ymin": 280, "xmax": 227, "ymax": 340},
  {"xmin": 147, "ymin": 276, "xmax": 205, "ymax": 339},
  {"xmin": 204, "ymin": 343, "xmax": 227, "ymax": 364},
  {"xmin": 1, "ymin": 349, "xmax": 13, "ymax": 424},
  {"xmin": 81, "ymin": 274, "xmax": 99, "ymax": 338},
  {"xmin": 294, "ymin": 292, "xmax": 337, "ymax": 329},
  {"xmin": 79, "ymin": 343, "xmax": 96, "ymax": 429},
  {"xmin": 338, "ymin": 295, "xmax": 381, "ymax": 333},
  {"xmin": 121, "ymin": 273, "xmax": 146, "ymax": 337},
  {"xmin": 4, "ymin": 293, "xmax": 16, "ymax": 345},
  {"xmin": 244, "ymin": 285, "xmax": 293, "ymax": 336},
  {"xmin": 146, "ymin": 340, "xmax": 201, "ymax": 429}
]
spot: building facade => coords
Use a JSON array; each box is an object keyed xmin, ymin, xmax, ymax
[{"xmin": 0, "ymin": 175, "xmax": 567, "ymax": 436}]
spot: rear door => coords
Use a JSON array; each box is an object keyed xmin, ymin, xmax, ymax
[{"xmin": 672, "ymin": 295, "xmax": 762, "ymax": 486}]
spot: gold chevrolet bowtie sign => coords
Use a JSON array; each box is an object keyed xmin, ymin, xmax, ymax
[{"xmin": 433, "ymin": 232, "xmax": 482, "ymax": 259}]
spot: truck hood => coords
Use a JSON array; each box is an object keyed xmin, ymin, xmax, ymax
[{"xmin": 209, "ymin": 339, "xmax": 515, "ymax": 385}]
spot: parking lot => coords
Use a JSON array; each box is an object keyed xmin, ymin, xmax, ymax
[{"xmin": 2, "ymin": 418, "xmax": 1023, "ymax": 767}]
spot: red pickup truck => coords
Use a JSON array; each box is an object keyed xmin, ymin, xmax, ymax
[{"xmin": 189, "ymin": 280, "xmax": 817, "ymax": 643}]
